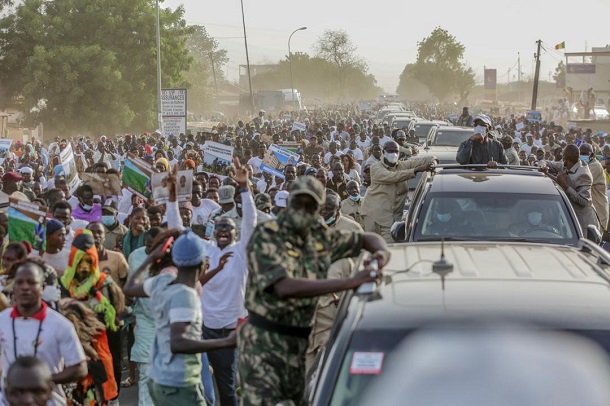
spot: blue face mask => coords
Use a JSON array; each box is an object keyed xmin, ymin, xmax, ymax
[
  {"xmin": 81, "ymin": 204, "xmax": 92, "ymax": 211},
  {"xmin": 580, "ymin": 155, "xmax": 590, "ymax": 164},
  {"xmin": 348, "ymin": 195, "xmax": 361, "ymax": 202},
  {"xmin": 437, "ymin": 213, "xmax": 452, "ymax": 223},
  {"xmin": 325, "ymin": 216, "xmax": 336, "ymax": 225},
  {"xmin": 101, "ymin": 215, "xmax": 115, "ymax": 226}
]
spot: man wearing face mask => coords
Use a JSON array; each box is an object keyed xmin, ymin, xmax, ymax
[
  {"xmin": 580, "ymin": 143, "xmax": 609, "ymax": 234},
  {"xmin": 72, "ymin": 185, "xmax": 102, "ymax": 222},
  {"xmin": 540, "ymin": 144, "xmax": 599, "ymax": 235},
  {"xmin": 456, "ymin": 114, "xmax": 507, "ymax": 168},
  {"xmin": 510, "ymin": 204, "xmax": 560, "ymax": 236},
  {"xmin": 362, "ymin": 140, "xmax": 435, "ymax": 243},
  {"xmin": 341, "ymin": 180, "xmax": 365, "ymax": 227},
  {"xmin": 101, "ymin": 200, "xmax": 128, "ymax": 251},
  {"xmin": 238, "ymin": 176, "xmax": 390, "ymax": 406},
  {"xmin": 427, "ymin": 199, "xmax": 470, "ymax": 236}
]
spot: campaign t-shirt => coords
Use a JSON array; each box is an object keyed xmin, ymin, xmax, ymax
[
  {"xmin": 144, "ymin": 273, "xmax": 203, "ymax": 387},
  {"xmin": 0, "ymin": 303, "xmax": 86, "ymax": 406}
]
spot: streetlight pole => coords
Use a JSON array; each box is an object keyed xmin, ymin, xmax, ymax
[
  {"xmin": 240, "ymin": 0, "xmax": 255, "ymax": 113},
  {"xmin": 289, "ymin": 26, "xmax": 307, "ymax": 110},
  {"xmin": 155, "ymin": 0, "xmax": 163, "ymax": 133}
]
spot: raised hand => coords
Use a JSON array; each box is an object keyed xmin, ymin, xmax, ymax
[
  {"xmin": 165, "ymin": 164, "xmax": 179, "ymax": 202},
  {"xmin": 230, "ymin": 157, "xmax": 249, "ymax": 188}
]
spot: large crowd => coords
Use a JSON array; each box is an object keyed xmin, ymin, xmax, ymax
[{"xmin": 0, "ymin": 104, "xmax": 608, "ymax": 406}]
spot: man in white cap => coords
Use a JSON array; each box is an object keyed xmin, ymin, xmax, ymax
[
  {"xmin": 19, "ymin": 166, "xmax": 35, "ymax": 191},
  {"xmin": 456, "ymin": 114, "xmax": 507, "ymax": 167},
  {"xmin": 272, "ymin": 190, "xmax": 289, "ymax": 217}
]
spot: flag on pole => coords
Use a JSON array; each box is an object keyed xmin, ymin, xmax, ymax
[{"xmin": 555, "ymin": 41, "xmax": 565, "ymax": 50}]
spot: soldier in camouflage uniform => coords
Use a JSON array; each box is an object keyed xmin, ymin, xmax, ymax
[{"xmin": 238, "ymin": 176, "xmax": 391, "ymax": 406}]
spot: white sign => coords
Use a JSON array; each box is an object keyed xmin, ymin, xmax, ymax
[
  {"xmin": 515, "ymin": 122, "xmax": 525, "ymax": 131},
  {"xmin": 292, "ymin": 122, "xmax": 307, "ymax": 132},
  {"xmin": 162, "ymin": 116, "xmax": 187, "ymax": 136},
  {"xmin": 0, "ymin": 139, "xmax": 12, "ymax": 165},
  {"xmin": 161, "ymin": 88, "xmax": 187, "ymax": 116},
  {"xmin": 349, "ymin": 352, "xmax": 384, "ymax": 375},
  {"xmin": 59, "ymin": 144, "xmax": 81, "ymax": 194}
]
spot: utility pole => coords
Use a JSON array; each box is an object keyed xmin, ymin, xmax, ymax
[
  {"xmin": 240, "ymin": 0, "xmax": 255, "ymax": 113},
  {"xmin": 531, "ymin": 39, "xmax": 542, "ymax": 110},
  {"xmin": 518, "ymin": 52, "xmax": 522, "ymax": 83},
  {"xmin": 155, "ymin": 0, "xmax": 163, "ymax": 133},
  {"xmin": 208, "ymin": 52, "xmax": 219, "ymax": 110}
]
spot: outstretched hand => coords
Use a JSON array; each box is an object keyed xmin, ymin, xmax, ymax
[
  {"xmin": 230, "ymin": 157, "xmax": 249, "ymax": 188},
  {"xmin": 165, "ymin": 164, "xmax": 179, "ymax": 202}
]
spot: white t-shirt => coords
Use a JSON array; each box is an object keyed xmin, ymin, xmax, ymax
[
  {"xmin": 343, "ymin": 148, "xmax": 364, "ymax": 162},
  {"xmin": 35, "ymin": 251, "xmax": 69, "ymax": 276},
  {"xmin": 192, "ymin": 199, "xmax": 220, "ymax": 226},
  {"xmin": 0, "ymin": 304, "xmax": 86, "ymax": 406},
  {"xmin": 247, "ymin": 156, "xmax": 264, "ymax": 175}
]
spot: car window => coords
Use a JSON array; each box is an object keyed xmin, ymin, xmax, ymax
[
  {"xmin": 414, "ymin": 193, "xmax": 577, "ymax": 244},
  {"xmin": 433, "ymin": 129, "xmax": 473, "ymax": 146},
  {"xmin": 413, "ymin": 123, "xmax": 435, "ymax": 140},
  {"xmin": 330, "ymin": 330, "xmax": 410, "ymax": 406},
  {"xmin": 329, "ymin": 328, "xmax": 610, "ymax": 406}
]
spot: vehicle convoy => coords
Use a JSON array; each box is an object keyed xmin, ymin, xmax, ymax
[
  {"xmin": 420, "ymin": 125, "xmax": 474, "ymax": 164},
  {"xmin": 398, "ymin": 166, "xmax": 602, "ymax": 246},
  {"xmin": 307, "ymin": 239, "xmax": 610, "ymax": 405}
]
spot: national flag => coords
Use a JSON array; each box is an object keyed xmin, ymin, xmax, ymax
[{"xmin": 555, "ymin": 41, "xmax": 565, "ymax": 50}]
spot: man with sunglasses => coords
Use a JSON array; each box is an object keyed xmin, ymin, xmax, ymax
[
  {"xmin": 239, "ymin": 176, "xmax": 390, "ymax": 406},
  {"xmin": 165, "ymin": 159, "xmax": 255, "ymax": 406}
]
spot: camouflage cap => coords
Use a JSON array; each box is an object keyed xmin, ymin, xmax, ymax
[
  {"xmin": 288, "ymin": 176, "xmax": 326, "ymax": 206},
  {"xmin": 255, "ymin": 193, "xmax": 273, "ymax": 210}
]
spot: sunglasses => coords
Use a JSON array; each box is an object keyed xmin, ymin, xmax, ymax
[{"xmin": 214, "ymin": 223, "xmax": 235, "ymax": 231}]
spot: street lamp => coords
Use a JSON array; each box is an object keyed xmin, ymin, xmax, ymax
[
  {"xmin": 288, "ymin": 26, "xmax": 307, "ymax": 110},
  {"xmin": 155, "ymin": 0, "xmax": 163, "ymax": 134}
]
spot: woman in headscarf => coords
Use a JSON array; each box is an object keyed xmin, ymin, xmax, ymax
[{"xmin": 60, "ymin": 229, "xmax": 124, "ymax": 405}]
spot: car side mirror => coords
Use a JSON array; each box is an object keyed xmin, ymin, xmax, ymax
[
  {"xmin": 587, "ymin": 225, "xmax": 602, "ymax": 245},
  {"xmin": 391, "ymin": 221, "xmax": 407, "ymax": 242}
]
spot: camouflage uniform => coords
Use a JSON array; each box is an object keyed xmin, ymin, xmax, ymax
[{"xmin": 238, "ymin": 211, "xmax": 364, "ymax": 406}]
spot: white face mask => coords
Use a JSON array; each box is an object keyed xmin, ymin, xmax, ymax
[
  {"xmin": 474, "ymin": 125, "xmax": 487, "ymax": 136},
  {"xmin": 437, "ymin": 213, "xmax": 452, "ymax": 223},
  {"xmin": 384, "ymin": 152, "xmax": 399, "ymax": 164},
  {"xmin": 528, "ymin": 212, "xmax": 542, "ymax": 226}
]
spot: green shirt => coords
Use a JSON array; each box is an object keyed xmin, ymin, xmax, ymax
[{"xmin": 245, "ymin": 213, "xmax": 364, "ymax": 328}]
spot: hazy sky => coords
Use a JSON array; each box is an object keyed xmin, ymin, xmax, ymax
[{"xmin": 165, "ymin": 0, "xmax": 610, "ymax": 93}]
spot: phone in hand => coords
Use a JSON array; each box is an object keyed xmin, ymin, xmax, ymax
[{"xmin": 156, "ymin": 236, "xmax": 174, "ymax": 264}]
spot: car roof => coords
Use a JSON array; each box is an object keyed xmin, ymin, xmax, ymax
[
  {"xmin": 355, "ymin": 242, "xmax": 610, "ymax": 331},
  {"xmin": 435, "ymin": 125, "xmax": 472, "ymax": 132},
  {"xmin": 427, "ymin": 169, "xmax": 560, "ymax": 195}
]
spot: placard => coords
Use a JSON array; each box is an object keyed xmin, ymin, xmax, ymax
[
  {"xmin": 151, "ymin": 170, "xmax": 193, "ymax": 204},
  {"xmin": 202, "ymin": 141, "xmax": 234, "ymax": 177},
  {"xmin": 292, "ymin": 122, "xmax": 307, "ymax": 132},
  {"xmin": 59, "ymin": 144, "xmax": 81, "ymax": 194},
  {"xmin": 80, "ymin": 173, "xmax": 122, "ymax": 197},
  {"xmin": 260, "ymin": 144, "xmax": 300, "ymax": 179},
  {"xmin": 122, "ymin": 154, "xmax": 153, "ymax": 200},
  {"xmin": 0, "ymin": 139, "xmax": 12, "ymax": 165},
  {"xmin": 8, "ymin": 197, "xmax": 47, "ymax": 251}
]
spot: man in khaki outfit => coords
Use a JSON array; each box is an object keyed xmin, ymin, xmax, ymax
[
  {"xmin": 361, "ymin": 141, "xmax": 435, "ymax": 242},
  {"xmin": 306, "ymin": 191, "xmax": 363, "ymax": 374}
]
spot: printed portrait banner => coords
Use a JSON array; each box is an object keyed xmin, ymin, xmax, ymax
[
  {"xmin": 0, "ymin": 139, "xmax": 12, "ymax": 165},
  {"xmin": 202, "ymin": 141, "xmax": 234, "ymax": 177},
  {"xmin": 80, "ymin": 173, "xmax": 122, "ymax": 197},
  {"xmin": 151, "ymin": 170, "xmax": 193, "ymax": 205},
  {"xmin": 260, "ymin": 144, "xmax": 300, "ymax": 179},
  {"xmin": 8, "ymin": 197, "xmax": 47, "ymax": 251},
  {"xmin": 59, "ymin": 144, "xmax": 81, "ymax": 195},
  {"xmin": 122, "ymin": 154, "xmax": 153, "ymax": 200},
  {"xmin": 277, "ymin": 142, "xmax": 301, "ymax": 155}
]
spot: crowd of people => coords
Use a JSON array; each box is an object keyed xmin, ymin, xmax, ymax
[{"xmin": 0, "ymin": 104, "xmax": 608, "ymax": 406}]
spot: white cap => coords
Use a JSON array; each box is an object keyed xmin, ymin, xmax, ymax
[
  {"xmin": 19, "ymin": 167, "xmax": 34, "ymax": 175},
  {"xmin": 274, "ymin": 191, "xmax": 289, "ymax": 208}
]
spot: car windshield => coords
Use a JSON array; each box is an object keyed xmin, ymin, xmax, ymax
[
  {"xmin": 330, "ymin": 330, "xmax": 409, "ymax": 406},
  {"xmin": 413, "ymin": 192, "xmax": 578, "ymax": 244},
  {"xmin": 413, "ymin": 123, "xmax": 436, "ymax": 141},
  {"xmin": 392, "ymin": 118, "xmax": 412, "ymax": 129},
  {"xmin": 432, "ymin": 129, "xmax": 473, "ymax": 146},
  {"xmin": 329, "ymin": 328, "xmax": 610, "ymax": 406}
]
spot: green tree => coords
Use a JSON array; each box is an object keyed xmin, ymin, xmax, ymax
[
  {"xmin": 0, "ymin": 0, "xmax": 192, "ymax": 134},
  {"xmin": 314, "ymin": 30, "xmax": 367, "ymax": 97},
  {"xmin": 407, "ymin": 27, "xmax": 475, "ymax": 101},
  {"xmin": 251, "ymin": 52, "xmax": 379, "ymax": 102},
  {"xmin": 184, "ymin": 25, "xmax": 228, "ymax": 114},
  {"xmin": 553, "ymin": 60, "xmax": 566, "ymax": 86}
]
